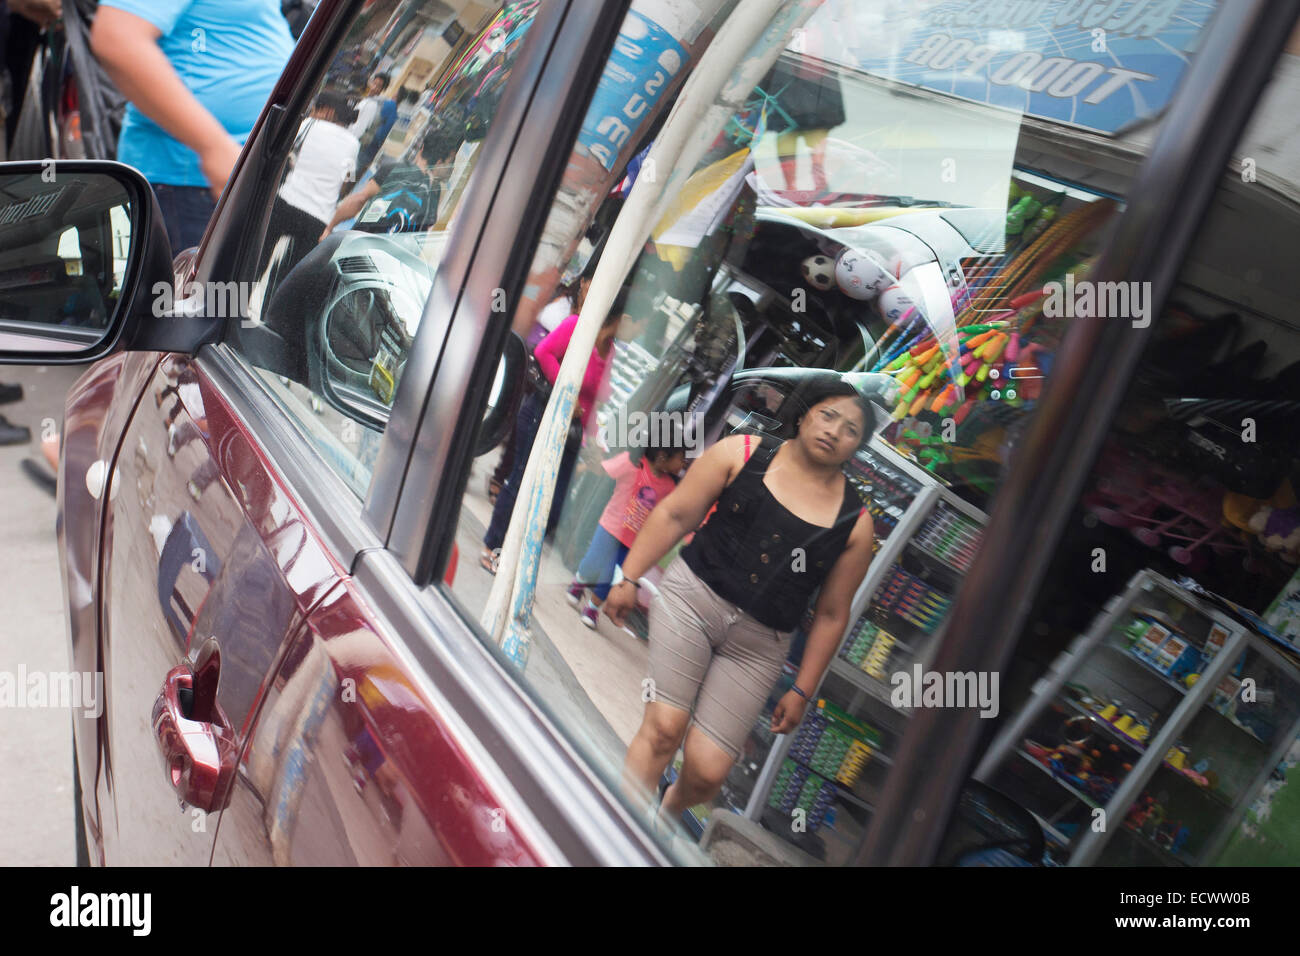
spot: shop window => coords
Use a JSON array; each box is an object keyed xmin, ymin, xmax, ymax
[
  {"xmin": 976, "ymin": 32, "xmax": 1300, "ymax": 867},
  {"xmin": 443, "ymin": 0, "xmax": 1213, "ymax": 864}
]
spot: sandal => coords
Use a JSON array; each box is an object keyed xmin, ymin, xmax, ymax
[{"xmin": 479, "ymin": 547, "xmax": 500, "ymax": 575}]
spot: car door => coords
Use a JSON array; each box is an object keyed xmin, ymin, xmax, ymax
[
  {"xmin": 133, "ymin": 0, "xmax": 661, "ymax": 866},
  {"xmin": 95, "ymin": 353, "xmax": 340, "ymax": 864}
]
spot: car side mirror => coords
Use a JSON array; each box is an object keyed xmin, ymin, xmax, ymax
[{"xmin": 0, "ymin": 161, "xmax": 200, "ymax": 365}]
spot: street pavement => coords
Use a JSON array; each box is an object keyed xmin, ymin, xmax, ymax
[{"xmin": 0, "ymin": 364, "xmax": 83, "ymax": 866}]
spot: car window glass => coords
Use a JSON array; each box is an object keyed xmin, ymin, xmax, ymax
[
  {"xmin": 974, "ymin": 30, "xmax": 1300, "ymax": 867},
  {"xmin": 226, "ymin": 0, "xmax": 538, "ymax": 497},
  {"xmin": 441, "ymin": 0, "xmax": 1211, "ymax": 864}
]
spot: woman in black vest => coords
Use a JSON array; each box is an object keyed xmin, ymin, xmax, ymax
[{"xmin": 605, "ymin": 381, "xmax": 877, "ymax": 828}]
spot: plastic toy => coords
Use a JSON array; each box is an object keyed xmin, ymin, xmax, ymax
[
  {"xmin": 1082, "ymin": 444, "xmax": 1250, "ymax": 571},
  {"xmin": 1249, "ymin": 505, "xmax": 1300, "ymax": 563},
  {"xmin": 800, "ymin": 254, "xmax": 836, "ymax": 291},
  {"xmin": 834, "ymin": 247, "xmax": 893, "ymax": 300}
]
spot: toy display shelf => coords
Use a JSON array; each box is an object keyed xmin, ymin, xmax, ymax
[
  {"xmin": 1055, "ymin": 697, "xmax": 1236, "ymax": 809},
  {"xmin": 742, "ymin": 436, "xmax": 988, "ymax": 862},
  {"xmin": 975, "ymin": 568, "xmax": 1300, "ymax": 867}
]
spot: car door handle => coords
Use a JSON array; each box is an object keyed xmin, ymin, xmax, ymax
[{"xmin": 151, "ymin": 638, "xmax": 238, "ymax": 813}]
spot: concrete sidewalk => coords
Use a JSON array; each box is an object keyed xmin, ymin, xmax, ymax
[{"xmin": 0, "ymin": 364, "xmax": 84, "ymax": 866}]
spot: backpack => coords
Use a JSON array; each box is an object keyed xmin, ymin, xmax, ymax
[{"xmin": 354, "ymin": 165, "xmax": 439, "ymax": 234}]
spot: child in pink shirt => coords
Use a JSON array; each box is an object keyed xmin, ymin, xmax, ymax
[{"xmin": 567, "ymin": 444, "xmax": 687, "ymax": 631}]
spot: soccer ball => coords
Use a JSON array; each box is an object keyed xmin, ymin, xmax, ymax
[
  {"xmin": 835, "ymin": 248, "xmax": 892, "ymax": 301},
  {"xmin": 878, "ymin": 284, "xmax": 919, "ymax": 323},
  {"xmin": 800, "ymin": 254, "xmax": 836, "ymax": 291}
]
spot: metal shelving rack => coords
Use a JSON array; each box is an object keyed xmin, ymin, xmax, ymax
[{"xmin": 974, "ymin": 568, "xmax": 1300, "ymax": 866}]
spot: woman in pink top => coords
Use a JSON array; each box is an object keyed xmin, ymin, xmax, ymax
[
  {"xmin": 488, "ymin": 274, "xmax": 590, "ymax": 503},
  {"xmin": 480, "ymin": 288, "xmax": 636, "ymax": 573},
  {"xmin": 565, "ymin": 442, "xmax": 687, "ymax": 630}
]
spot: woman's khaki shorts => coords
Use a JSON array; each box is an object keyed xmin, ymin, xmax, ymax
[{"xmin": 646, "ymin": 557, "xmax": 794, "ymax": 760}]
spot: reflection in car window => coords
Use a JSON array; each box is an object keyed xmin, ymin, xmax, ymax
[
  {"xmin": 0, "ymin": 172, "xmax": 132, "ymax": 334},
  {"xmin": 444, "ymin": 0, "xmax": 1209, "ymax": 865},
  {"xmin": 977, "ymin": 34, "xmax": 1300, "ymax": 867},
  {"xmin": 226, "ymin": 0, "xmax": 538, "ymax": 497}
]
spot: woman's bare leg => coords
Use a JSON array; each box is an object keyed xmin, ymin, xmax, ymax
[
  {"xmin": 659, "ymin": 725, "xmax": 734, "ymax": 820},
  {"xmin": 622, "ymin": 700, "xmax": 691, "ymax": 814}
]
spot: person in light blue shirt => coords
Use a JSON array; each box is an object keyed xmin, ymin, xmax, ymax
[{"xmin": 92, "ymin": 0, "xmax": 294, "ymax": 251}]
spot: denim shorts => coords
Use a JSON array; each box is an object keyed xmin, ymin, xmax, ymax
[{"xmin": 646, "ymin": 557, "xmax": 793, "ymax": 760}]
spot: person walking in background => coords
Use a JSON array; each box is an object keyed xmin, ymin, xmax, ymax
[
  {"xmin": 349, "ymin": 72, "xmax": 397, "ymax": 171},
  {"xmin": 271, "ymin": 89, "xmax": 358, "ymax": 274},
  {"xmin": 566, "ymin": 441, "xmax": 687, "ymax": 630},
  {"xmin": 90, "ymin": 0, "xmax": 295, "ymax": 251},
  {"xmin": 488, "ymin": 272, "xmax": 591, "ymax": 503},
  {"xmin": 321, "ymin": 122, "xmax": 460, "ymax": 237},
  {"xmin": 479, "ymin": 288, "xmax": 644, "ymax": 575}
]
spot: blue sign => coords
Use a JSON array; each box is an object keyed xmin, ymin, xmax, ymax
[
  {"xmin": 853, "ymin": 0, "xmax": 1217, "ymax": 135},
  {"xmin": 578, "ymin": 9, "xmax": 687, "ymax": 170}
]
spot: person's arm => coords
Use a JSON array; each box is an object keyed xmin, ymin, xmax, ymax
[
  {"xmin": 771, "ymin": 510, "xmax": 876, "ymax": 734},
  {"xmin": 533, "ymin": 314, "xmax": 576, "ymax": 382},
  {"xmin": 604, "ymin": 435, "xmax": 746, "ymax": 626},
  {"xmin": 601, "ymin": 451, "xmax": 636, "ymax": 481},
  {"xmin": 11, "ymin": 0, "xmax": 61, "ymax": 28},
  {"xmin": 90, "ymin": 7, "xmax": 241, "ymax": 197},
  {"xmin": 321, "ymin": 178, "xmax": 380, "ymax": 238}
]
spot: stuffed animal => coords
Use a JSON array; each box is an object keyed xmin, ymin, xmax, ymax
[{"xmin": 1249, "ymin": 505, "xmax": 1300, "ymax": 563}]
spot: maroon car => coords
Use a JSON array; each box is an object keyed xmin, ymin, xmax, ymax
[{"xmin": 2, "ymin": 0, "xmax": 1300, "ymax": 868}]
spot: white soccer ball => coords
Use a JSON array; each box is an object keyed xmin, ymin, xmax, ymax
[
  {"xmin": 835, "ymin": 248, "xmax": 892, "ymax": 301},
  {"xmin": 800, "ymin": 254, "xmax": 836, "ymax": 291},
  {"xmin": 878, "ymin": 284, "xmax": 919, "ymax": 323}
]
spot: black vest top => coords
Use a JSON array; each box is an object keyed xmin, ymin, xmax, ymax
[{"xmin": 681, "ymin": 441, "xmax": 864, "ymax": 631}]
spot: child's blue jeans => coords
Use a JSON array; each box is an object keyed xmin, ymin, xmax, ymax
[{"xmin": 576, "ymin": 525, "xmax": 630, "ymax": 601}]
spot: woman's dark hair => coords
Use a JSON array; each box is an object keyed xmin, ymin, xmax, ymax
[
  {"xmin": 316, "ymin": 90, "xmax": 356, "ymax": 126},
  {"xmin": 602, "ymin": 286, "xmax": 632, "ymax": 327},
  {"xmin": 420, "ymin": 124, "xmax": 460, "ymax": 165},
  {"xmin": 632, "ymin": 419, "xmax": 690, "ymax": 469},
  {"xmin": 580, "ymin": 249, "xmax": 604, "ymax": 281},
  {"xmin": 793, "ymin": 380, "xmax": 876, "ymax": 443}
]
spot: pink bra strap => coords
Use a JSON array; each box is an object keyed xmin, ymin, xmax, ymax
[{"xmin": 743, "ymin": 434, "xmax": 753, "ymax": 462}]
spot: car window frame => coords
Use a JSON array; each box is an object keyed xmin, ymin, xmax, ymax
[
  {"xmin": 374, "ymin": 0, "xmax": 634, "ymax": 581},
  {"xmin": 183, "ymin": 0, "xmax": 570, "ymax": 568},
  {"xmin": 183, "ymin": 0, "xmax": 673, "ymax": 865}
]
